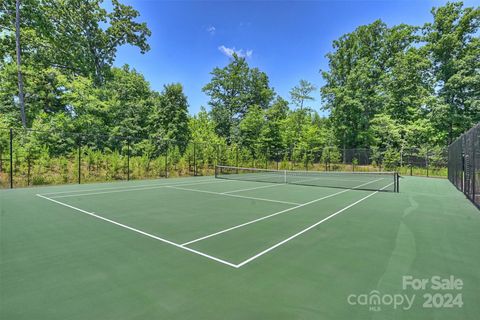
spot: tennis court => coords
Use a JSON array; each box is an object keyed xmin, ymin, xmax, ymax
[{"xmin": 1, "ymin": 168, "xmax": 479, "ymax": 319}]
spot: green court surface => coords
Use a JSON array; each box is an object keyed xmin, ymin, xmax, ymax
[{"xmin": 1, "ymin": 175, "xmax": 479, "ymax": 319}]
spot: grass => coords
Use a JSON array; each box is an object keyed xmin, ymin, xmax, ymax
[{"xmin": 1, "ymin": 174, "xmax": 478, "ymax": 319}]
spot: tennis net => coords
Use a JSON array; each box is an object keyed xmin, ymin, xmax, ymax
[{"xmin": 215, "ymin": 165, "xmax": 399, "ymax": 192}]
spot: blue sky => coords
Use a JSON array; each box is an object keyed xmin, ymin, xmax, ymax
[{"xmin": 112, "ymin": 0, "xmax": 478, "ymax": 115}]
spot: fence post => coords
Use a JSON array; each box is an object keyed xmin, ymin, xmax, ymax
[
  {"xmin": 471, "ymin": 132, "xmax": 476, "ymax": 204},
  {"xmin": 9, "ymin": 128, "xmax": 13, "ymax": 189},
  {"xmin": 127, "ymin": 139, "xmax": 130, "ymax": 181},
  {"xmin": 426, "ymin": 148, "xmax": 429, "ymax": 177},
  {"xmin": 193, "ymin": 142, "xmax": 197, "ymax": 176},
  {"xmin": 27, "ymin": 157, "xmax": 31, "ymax": 186},
  {"xmin": 235, "ymin": 145, "xmax": 239, "ymax": 173},
  {"xmin": 165, "ymin": 141, "xmax": 169, "ymax": 178},
  {"xmin": 324, "ymin": 149, "xmax": 328, "ymax": 172},
  {"xmin": 265, "ymin": 147, "xmax": 269, "ymax": 169},
  {"xmin": 304, "ymin": 149, "xmax": 308, "ymax": 171},
  {"xmin": 408, "ymin": 151, "xmax": 412, "ymax": 176},
  {"xmin": 78, "ymin": 139, "xmax": 81, "ymax": 184},
  {"xmin": 292, "ymin": 147, "xmax": 295, "ymax": 170},
  {"xmin": 326, "ymin": 148, "xmax": 331, "ymax": 171},
  {"xmin": 276, "ymin": 151, "xmax": 279, "ymax": 170},
  {"xmin": 462, "ymin": 135, "xmax": 465, "ymax": 192}
]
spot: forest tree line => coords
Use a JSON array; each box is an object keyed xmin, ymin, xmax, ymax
[{"xmin": 0, "ymin": 1, "xmax": 479, "ymax": 163}]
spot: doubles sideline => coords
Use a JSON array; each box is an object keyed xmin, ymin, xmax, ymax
[
  {"xmin": 40, "ymin": 177, "xmax": 217, "ymax": 196},
  {"xmin": 47, "ymin": 179, "xmax": 230, "ymax": 199}
]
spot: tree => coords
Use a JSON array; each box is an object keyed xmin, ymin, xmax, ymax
[
  {"xmin": 368, "ymin": 114, "xmax": 402, "ymax": 149},
  {"xmin": 289, "ymin": 80, "xmax": 317, "ymax": 146},
  {"xmin": 290, "ymin": 79, "xmax": 316, "ymax": 110},
  {"xmin": 15, "ymin": 0, "xmax": 26, "ymax": 127},
  {"xmin": 384, "ymin": 46, "xmax": 434, "ymax": 125},
  {"xmin": 103, "ymin": 66, "xmax": 155, "ymax": 141},
  {"xmin": 321, "ymin": 21, "xmax": 417, "ymax": 148},
  {"xmin": 203, "ymin": 54, "xmax": 275, "ymax": 142},
  {"xmin": 423, "ymin": 2, "xmax": 480, "ymax": 144},
  {"xmin": 403, "ymin": 119, "xmax": 435, "ymax": 148},
  {"xmin": 1, "ymin": 0, "xmax": 151, "ymax": 83},
  {"xmin": 260, "ymin": 97, "xmax": 289, "ymax": 153},
  {"xmin": 190, "ymin": 107, "xmax": 224, "ymax": 145},
  {"xmin": 151, "ymin": 83, "xmax": 190, "ymax": 151},
  {"xmin": 239, "ymin": 105, "xmax": 265, "ymax": 158}
]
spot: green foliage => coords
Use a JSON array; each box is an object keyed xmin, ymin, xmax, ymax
[
  {"xmin": 202, "ymin": 54, "xmax": 275, "ymax": 142},
  {"xmin": 0, "ymin": 0, "xmax": 151, "ymax": 84},
  {"xmin": 321, "ymin": 2, "xmax": 480, "ymax": 148},
  {"xmin": 289, "ymin": 79, "xmax": 316, "ymax": 110},
  {"xmin": 368, "ymin": 114, "xmax": 402, "ymax": 149},
  {"xmin": 382, "ymin": 148, "xmax": 401, "ymax": 170},
  {"xmin": 424, "ymin": 2, "xmax": 480, "ymax": 144},
  {"xmin": 151, "ymin": 83, "xmax": 190, "ymax": 152}
]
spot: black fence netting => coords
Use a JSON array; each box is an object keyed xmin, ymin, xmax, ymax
[
  {"xmin": 0, "ymin": 127, "xmax": 448, "ymax": 189},
  {"xmin": 448, "ymin": 123, "xmax": 480, "ymax": 208}
]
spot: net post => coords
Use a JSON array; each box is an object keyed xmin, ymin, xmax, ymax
[
  {"xmin": 9, "ymin": 128, "xmax": 13, "ymax": 189},
  {"xmin": 395, "ymin": 172, "xmax": 400, "ymax": 193},
  {"xmin": 284, "ymin": 169, "xmax": 287, "ymax": 184},
  {"xmin": 215, "ymin": 165, "xmax": 218, "ymax": 178}
]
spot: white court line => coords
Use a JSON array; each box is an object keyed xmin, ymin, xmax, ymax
[
  {"xmin": 236, "ymin": 182, "xmax": 394, "ymax": 268},
  {"xmin": 39, "ymin": 178, "xmax": 215, "ymax": 196},
  {"xmin": 36, "ymin": 194, "xmax": 238, "ymax": 268},
  {"xmin": 291, "ymin": 175, "xmax": 385, "ymax": 184},
  {"xmin": 222, "ymin": 183, "xmax": 284, "ymax": 194},
  {"xmin": 165, "ymin": 186, "xmax": 301, "ymax": 206},
  {"xmin": 181, "ymin": 178, "xmax": 384, "ymax": 246},
  {"xmin": 47, "ymin": 180, "xmax": 230, "ymax": 199}
]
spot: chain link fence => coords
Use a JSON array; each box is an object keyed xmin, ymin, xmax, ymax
[
  {"xmin": 448, "ymin": 123, "xmax": 480, "ymax": 208},
  {"xmin": 0, "ymin": 127, "xmax": 448, "ymax": 189}
]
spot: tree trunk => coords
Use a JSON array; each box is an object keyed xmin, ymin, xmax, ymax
[{"xmin": 15, "ymin": 0, "xmax": 27, "ymax": 128}]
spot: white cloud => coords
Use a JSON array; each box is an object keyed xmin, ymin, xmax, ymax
[
  {"xmin": 206, "ymin": 26, "xmax": 216, "ymax": 35},
  {"xmin": 218, "ymin": 45, "xmax": 253, "ymax": 58}
]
